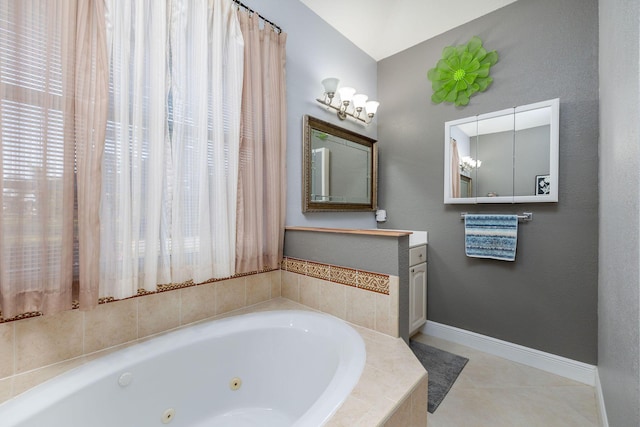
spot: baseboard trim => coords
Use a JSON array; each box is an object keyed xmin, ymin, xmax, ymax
[
  {"xmin": 595, "ymin": 369, "xmax": 610, "ymax": 427},
  {"xmin": 421, "ymin": 321, "xmax": 597, "ymax": 386}
]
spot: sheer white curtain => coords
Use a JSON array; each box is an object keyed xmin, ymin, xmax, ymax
[
  {"xmin": 100, "ymin": 0, "xmax": 169, "ymax": 299},
  {"xmin": 100, "ymin": 0, "xmax": 243, "ymax": 299},
  {"xmin": 169, "ymin": 0, "xmax": 244, "ymax": 284}
]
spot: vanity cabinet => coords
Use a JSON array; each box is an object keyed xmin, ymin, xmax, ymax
[{"xmin": 409, "ymin": 244, "xmax": 427, "ymax": 336}]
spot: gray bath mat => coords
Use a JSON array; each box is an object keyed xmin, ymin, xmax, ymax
[{"xmin": 409, "ymin": 339, "xmax": 469, "ymax": 413}]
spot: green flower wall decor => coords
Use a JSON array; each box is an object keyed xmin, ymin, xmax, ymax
[{"xmin": 427, "ymin": 36, "xmax": 498, "ymax": 107}]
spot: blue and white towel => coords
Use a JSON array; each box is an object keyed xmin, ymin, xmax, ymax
[{"xmin": 464, "ymin": 214, "xmax": 518, "ymax": 261}]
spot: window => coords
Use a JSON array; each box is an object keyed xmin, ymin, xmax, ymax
[{"xmin": 0, "ymin": 1, "xmax": 78, "ymax": 317}]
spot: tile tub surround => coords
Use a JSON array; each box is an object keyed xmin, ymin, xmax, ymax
[
  {"xmin": 281, "ymin": 257, "xmax": 399, "ymax": 337},
  {"xmin": 0, "ymin": 298, "xmax": 428, "ymax": 427},
  {"xmin": 0, "ymin": 270, "xmax": 281, "ymax": 402},
  {"xmin": 227, "ymin": 299, "xmax": 427, "ymax": 426},
  {"xmin": 283, "ymin": 227, "xmax": 417, "ymax": 342}
]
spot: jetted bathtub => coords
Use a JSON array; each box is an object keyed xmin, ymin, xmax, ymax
[{"xmin": 0, "ymin": 310, "xmax": 366, "ymax": 427}]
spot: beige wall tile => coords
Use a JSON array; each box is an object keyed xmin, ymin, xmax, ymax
[
  {"xmin": 15, "ymin": 310, "xmax": 83, "ymax": 373},
  {"xmin": 82, "ymin": 339, "xmax": 139, "ymax": 363},
  {"xmin": 389, "ymin": 275, "xmax": 399, "ymax": 335},
  {"xmin": 216, "ymin": 277, "xmax": 246, "ymax": 315},
  {"xmin": 299, "ymin": 276, "xmax": 320, "ymax": 310},
  {"xmin": 11, "ymin": 357, "xmax": 85, "ymax": 398},
  {"xmin": 350, "ymin": 394, "xmax": 396, "ymax": 427},
  {"xmin": 383, "ymin": 394, "xmax": 412, "ymax": 427},
  {"xmin": 246, "ymin": 273, "xmax": 272, "ymax": 306},
  {"xmin": 138, "ymin": 291, "xmax": 181, "ymax": 338},
  {"xmin": 84, "ymin": 299, "xmax": 137, "ymax": 354},
  {"xmin": 319, "ymin": 280, "xmax": 346, "ymax": 320},
  {"xmin": 388, "ymin": 275, "xmax": 399, "ymax": 313},
  {"xmin": 0, "ymin": 322, "xmax": 14, "ymax": 379},
  {"xmin": 410, "ymin": 376, "xmax": 429, "ymax": 427},
  {"xmin": 374, "ymin": 292, "xmax": 394, "ymax": 337},
  {"xmin": 353, "ymin": 362, "xmax": 414, "ymax": 405},
  {"xmin": 324, "ymin": 395, "xmax": 371, "ymax": 427},
  {"xmin": 346, "ymin": 286, "xmax": 376, "ymax": 330},
  {"xmin": 271, "ymin": 270, "xmax": 282, "ymax": 297},
  {"xmin": 180, "ymin": 283, "xmax": 216, "ymax": 325},
  {"xmin": 361, "ymin": 335, "xmax": 424, "ymax": 383},
  {"xmin": 0, "ymin": 377, "xmax": 12, "ymax": 404},
  {"xmin": 390, "ymin": 317, "xmax": 399, "ymax": 340},
  {"xmin": 281, "ymin": 271, "xmax": 300, "ymax": 302}
]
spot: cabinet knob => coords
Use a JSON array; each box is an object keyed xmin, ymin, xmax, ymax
[{"xmin": 411, "ymin": 268, "xmax": 415, "ymax": 273}]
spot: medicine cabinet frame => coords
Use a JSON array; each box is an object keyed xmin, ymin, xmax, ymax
[{"xmin": 444, "ymin": 98, "xmax": 559, "ymax": 204}]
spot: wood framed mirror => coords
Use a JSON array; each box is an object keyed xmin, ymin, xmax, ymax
[{"xmin": 302, "ymin": 115, "xmax": 378, "ymax": 212}]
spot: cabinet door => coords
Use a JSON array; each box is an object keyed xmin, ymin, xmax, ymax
[{"xmin": 409, "ymin": 262, "xmax": 427, "ymax": 336}]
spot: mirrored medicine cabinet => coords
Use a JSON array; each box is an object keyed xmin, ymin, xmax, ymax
[
  {"xmin": 444, "ymin": 98, "xmax": 559, "ymax": 204},
  {"xmin": 302, "ymin": 115, "xmax": 377, "ymax": 212}
]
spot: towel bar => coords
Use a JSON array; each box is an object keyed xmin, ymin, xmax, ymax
[{"xmin": 460, "ymin": 212, "xmax": 533, "ymax": 222}]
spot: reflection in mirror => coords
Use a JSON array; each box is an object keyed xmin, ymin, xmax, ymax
[
  {"xmin": 303, "ymin": 115, "xmax": 377, "ymax": 212},
  {"xmin": 460, "ymin": 175, "xmax": 472, "ymax": 197},
  {"xmin": 514, "ymin": 106, "xmax": 552, "ymax": 197},
  {"xmin": 449, "ymin": 118, "xmax": 478, "ymax": 198},
  {"xmin": 444, "ymin": 98, "xmax": 559, "ymax": 204},
  {"xmin": 476, "ymin": 110, "xmax": 516, "ymax": 198}
]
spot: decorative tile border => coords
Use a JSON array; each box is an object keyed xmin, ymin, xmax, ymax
[
  {"xmin": 283, "ymin": 257, "xmax": 307, "ymax": 275},
  {"xmin": 1, "ymin": 260, "xmax": 389, "ymax": 322},
  {"xmin": 358, "ymin": 270, "xmax": 390, "ymax": 294},
  {"xmin": 306, "ymin": 261, "xmax": 330, "ymax": 280},
  {"xmin": 281, "ymin": 256, "xmax": 390, "ymax": 295},
  {"xmin": 0, "ymin": 267, "xmax": 279, "ymax": 324}
]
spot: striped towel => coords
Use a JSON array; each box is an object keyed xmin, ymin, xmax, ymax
[{"xmin": 464, "ymin": 214, "xmax": 518, "ymax": 261}]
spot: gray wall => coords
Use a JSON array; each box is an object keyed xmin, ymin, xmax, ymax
[
  {"xmin": 377, "ymin": 0, "xmax": 599, "ymax": 363},
  {"xmin": 598, "ymin": 0, "xmax": 640, "ymax": 424},
  {"xmin": 284, "ymin": 231, "xmax": 405, "ymax": 276},
  {"xmin": 469, "ymin": 126, "xmax": 550, "ymax": 198},
  {"xmin": 240, "ymin": 0, "xmax": 379, "ymax": 230},
  {"xmin": 472, "ymin": 131, "xmax": 514, "ymax": 197},
  {"xmin": 514, "ymin": 126, "xmax": 551, "ymax": 196}
]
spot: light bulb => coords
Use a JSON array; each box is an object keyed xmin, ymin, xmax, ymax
[
  {"xmin": 321, "ymin": 77, "xmax": 339, "ymax": 95},
  {"xmin": 352, "ymin": 94, "xmax": 368, "ymax": 110},
  {"xmin": 365, "ymin": 101, "xmax": 379, "ymax": 117},
  {"xmin": 338, "ymin": 87, "xmax": 356, "ymax": 104}
]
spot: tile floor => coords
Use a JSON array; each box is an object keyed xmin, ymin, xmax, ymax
[{"xmin": 411, "ymin": 333, "xmax": 601, "ymax": 427}]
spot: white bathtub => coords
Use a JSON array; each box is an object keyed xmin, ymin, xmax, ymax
[{"xmin": 0, "ymin": 310, "xmax": 366, "ymax": 427}]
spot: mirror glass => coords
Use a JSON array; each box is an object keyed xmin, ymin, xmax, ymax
[
  {"xmin": 302, "ymin": 115, "xmax": 377, "ymax": 212},
  {"xmin": 444, "ymin": 98, "xmax": 559, "ymax": 204}
]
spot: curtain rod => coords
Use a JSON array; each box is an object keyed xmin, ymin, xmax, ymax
[{"xmin": 233, "ymin": 0, "xmax": 283, "ymax": 33}]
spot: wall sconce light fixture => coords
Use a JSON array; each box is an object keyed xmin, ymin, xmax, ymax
[
  {"xmin": 459, "ymin": 156, "xmax": 482, "ymax": 173},
  {"xmin": 316, "ymin": 77, "xmax": 379, "ymax": 124}
]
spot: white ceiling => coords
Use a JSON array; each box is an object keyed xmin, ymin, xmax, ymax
[{"xmin": 300, "ymin": 0, "xmax": 518, "ymax": 61}]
